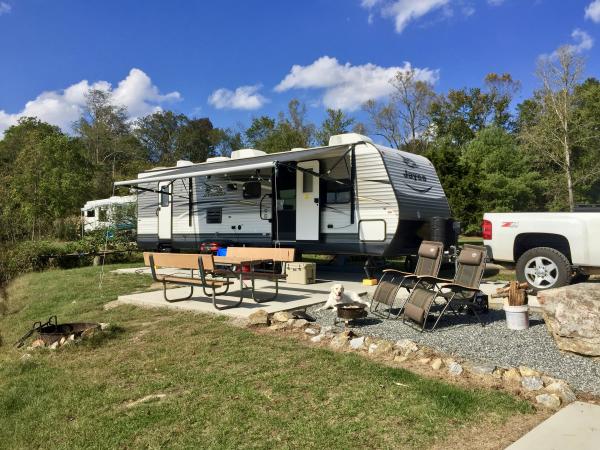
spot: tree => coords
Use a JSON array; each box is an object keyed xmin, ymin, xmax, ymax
[
  {"xmin": 10, "ymin": 134, "xmax": 90, "ymax": 239},
  {"xmin": 245, "ymin": 100, "xmax": 314, "ymax": 153},
  {"xmin": 177, "ymin": 117, "xmax": 216, "ymax": 163},
  {"xmin": 519, "ymin": 47, "xmax": 599, "ymax": 210},
  {"xmin": 461, "ymin": 127, "xmax": 544, "ymax": 224},
  {"xmin": 135, "ymin": 111, "xmax": 188, "ymax": 163},
  {"xmin": 74, "ymin": 89, "xmax": 144, "ymax": 197},
  {"xmin": 363, "ymin": 68, "xmax": 435, "ymax": 151},
  {"xmin": 315, "ymin": 109, "xmax": 355, "ymax": 146},
  {"xmin": 0, "ymin": 118, "xmax": 65, "ymax": 242}
]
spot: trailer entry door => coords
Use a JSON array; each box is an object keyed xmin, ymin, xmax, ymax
[
  {"xmin": 158, "ymin": 182, "xmax": 172, "ymax": 240},
  {"xmin": 296, "ymin": 160, "xmax": 320, "ymax": 241}
]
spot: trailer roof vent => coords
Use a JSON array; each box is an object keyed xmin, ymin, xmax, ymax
[
  {"xmin": 328, "ymin": 133, "xmax": 373, "ymax": 146},
  {"xmin": 205, "ymin": 156, "xmax": 231, "ymax": 163},
  {"xmin": 176, "ymin": 160, "xmax": 194, "ymax": 167},
  {"xmin": 230, "ymin": 148, "xmax": 267, "ymax": 159}
]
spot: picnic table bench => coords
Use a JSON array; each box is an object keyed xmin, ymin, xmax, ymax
[{"xmin": 143, "ymin": 247, "xmax": 295, "ymax": 310}]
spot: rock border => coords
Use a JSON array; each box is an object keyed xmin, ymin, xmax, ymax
[{"xmin": 245, "ymin": 309, "xmax": 578, "ymax": 411}]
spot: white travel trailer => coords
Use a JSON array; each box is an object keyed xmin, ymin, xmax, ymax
[
  {"xmin": 114, "ymin": 134, "xmax": 456, "ymax": 257},
  {"xmin": 81, "ymin": 195, "xmax": 137, "ymax": 233}
]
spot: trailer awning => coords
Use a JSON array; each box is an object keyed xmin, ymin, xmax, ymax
[{"xmin": 114, "ymin": 143, "xmax": 354, "ymax": 187}]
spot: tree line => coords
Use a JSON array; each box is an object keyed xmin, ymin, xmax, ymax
[{"xmin": 0, "ymin": 44, "xmax": 599, "ymax": 245}]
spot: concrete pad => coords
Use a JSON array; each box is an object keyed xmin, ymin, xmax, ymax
[
  {"xmin": 116, "ymin": 276, "xmax": 373, "ymax": 318},
  {"xmin": 507, "ymin": 402, "xmax": 600, "ymax": 450}
]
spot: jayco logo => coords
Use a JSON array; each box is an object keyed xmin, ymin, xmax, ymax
[{"xmin": 403, "ymin": 169, "xmax": 427, "ymax": 183}]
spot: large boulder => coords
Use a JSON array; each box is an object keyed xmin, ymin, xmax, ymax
[{"xmin": 537, "ymin": 283, "xmax": 600, "ymax": 356}]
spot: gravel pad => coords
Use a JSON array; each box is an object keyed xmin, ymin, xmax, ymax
[{"xmin": 306, "ymin": 305, "xmax": 600, "ymax": 395}]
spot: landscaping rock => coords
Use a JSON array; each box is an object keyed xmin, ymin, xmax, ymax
[
  {"xmin": 368, "ymin": 343, "xmax": 378, "ymax": 354},
  {"xmin": 269, "ymin": 323, "xmax": 288, "ymax": 331},
  {"xmin": 545, "ymin": 381, "xmax": 577, "ymax": 404},
  {"xmin": 503, "ymin": 367, "xmax": 522, "ymax": 384},
  {"xmin": 374, "ymin": 341, "xmax": 395, "ymax": 358},
  {"xmin": 492, "ymin": 368, "xmax": 505, "ymax": 379},
  {"xmin": 394, "ymin": 355, "xmax": 408, "ymax": 363},
  {"xmin": 310, "ymin": 334, "xmax": 326, "ymax": 343},
  {"xmin": 418, "ymin": 357, "xmax": 431, "ymax": 365},
  {"xmin": 395, "ymin": 339, "xmax": 418, "ymax": 354},
  {"xmin": 304, "ymin": 327, "xmax": 319, "ymax": 335},
  {"xmin": 431, "ymin": 358, "xmax": 443, "ymax": 370},
  {"xmin": 521, "ymin": 376, "xmax": 544, "ymax": 391},
  {"xmin": 519, "ymin": 366, "xmax": 540, "ymax": 378},
  {"xmin": 30, "ymin": 339, "xmax": 45, "ymax": 349},
  {"xmin": 292, "ymin": 319, "xmax": 309, "ymax": 329},
  {"xmin": 248, "ymin": 309, "xmax": 269, "ymax": 326},
  {"xmin": 537, "ymin": 283, "xmax": 600, "ymax": 356},
  {"xmin": 99, "ymin": 322, "xmax": 110, "ymax": 331},
  {"xmin": 49, "ymin": 341, "xmax": 59, "ymax": 350},
  {"xmin": 330, "ymin": 334, "xmax": 348, "ymax": 349},
  {"xmin": 468, "ymin": 364, "xmax": 496, "ymax": 376},
  {"xmin": 448, "ymin": 361, "xmax": 463, "ymax": 376},
  {"xmin": 535, "ymin": 393, "xmax": 561, "ymax": 409},
  {"xmin": 349, "ymin": 336, "xmax": 366, "ymax": 350},
  {"xmin": 272, "ymin": 311, "xmax": 294, "ymax": 323}
]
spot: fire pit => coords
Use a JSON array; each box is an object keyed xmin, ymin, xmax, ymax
[
  {"xmin": 334, "ymin": 302, "xmax": 368, "ymax": 327},
  {"xmin": 16, "ymin": 316, "xmax": 101, "ymax": 349}
]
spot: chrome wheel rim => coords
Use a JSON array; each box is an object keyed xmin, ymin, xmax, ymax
[{"xmin": 524, "ymin": 256, "xmax": 559, "ymax": 289}]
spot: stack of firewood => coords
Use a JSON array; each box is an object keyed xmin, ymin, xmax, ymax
[{"xmin": 491, "ymin": 281, "xmax": 529, "ymax": 306}]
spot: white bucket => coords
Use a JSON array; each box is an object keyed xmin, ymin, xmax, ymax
[{"xmin": 504, "ymin": 305, "xmax": 529, "ymax": 330}]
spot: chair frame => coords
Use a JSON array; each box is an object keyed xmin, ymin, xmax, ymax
[
  {"xmin": 370, "ymin": 241, "xmax": 444, "ymax": 319},
  {"xmin": 402, "ymin": 245, "xmax": 488, "ymax": 331}
]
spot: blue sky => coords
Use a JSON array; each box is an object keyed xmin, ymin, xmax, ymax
[{"xmin": 1, "ymin": 0, "xmax": 599, "ymax": 136}]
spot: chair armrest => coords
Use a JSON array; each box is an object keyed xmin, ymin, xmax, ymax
[
  {"xmin": 382, "ymin": 269, "xmax": 412, "ymax": 276},
  {"xmin": 415, "ymin": 275, "xmax": 453, "ymax": 284},
  {"xmin": 439, "ymin": 283, "xmax": 480, "ymax": 293}
]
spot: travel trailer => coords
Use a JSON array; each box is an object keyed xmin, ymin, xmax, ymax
[
  {"xmin": 81, "ymin": 195, "xmax": 137, "ymax": 233},
  {"xmin": 114, "ymin": 134, "xmax": 456, "ymax": 257}
]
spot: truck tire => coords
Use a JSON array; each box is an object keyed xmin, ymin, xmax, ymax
[{"xmin": 516, "ymin": 247, "xmax": 571, "ymax": 292}]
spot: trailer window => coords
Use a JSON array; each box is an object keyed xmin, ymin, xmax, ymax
[
  {"xmin": 86, "ymin": 210, "xmax": 95, "ymax": 218},
  {"xmin": 98, "ymin": 208, "xmax": 108, "ymax": 222},
  {"xmin": 206, "ymin": 208, "xmax": 222, "ymax": 224},
  {"xmin": 325, "ymin": 179, "xmax": 351, "ymax": 204}
]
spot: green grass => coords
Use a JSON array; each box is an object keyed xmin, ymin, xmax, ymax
[{"xmin": 0, "ymin": 264, "xmax": 532, "ymax": 449}]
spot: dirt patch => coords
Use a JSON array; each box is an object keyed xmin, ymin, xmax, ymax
[{"xmin": 431, "ymin": 409, "xmax": 550, "ymax": 450}]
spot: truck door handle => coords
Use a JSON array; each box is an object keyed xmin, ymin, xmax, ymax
[
  {"xmin": 314, "ymin": 198, "xmax": 319, "ymax": 204},
  {"xmin": 155, "ymin": 207, "xmax": 160, "ymax": 216}
]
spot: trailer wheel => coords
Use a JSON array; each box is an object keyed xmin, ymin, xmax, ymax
[{"xmin": 516, "ymin": 247, "xmax": 571, "ymax": 292}]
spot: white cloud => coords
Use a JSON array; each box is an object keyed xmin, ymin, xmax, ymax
[
  {"xmin": 585, "ymin": 0, "xmax": 600, "ymax": 22},
  {"xmin": 275, "ymin": 56, "xmax": 438, "ymax": 111},
  {"xmin": 569, "ymin": 28, "xmax": 594, "ymax": 53},
  {"xmin": 361, "ymin": 0, "xmax": 450, "ymax": 33},
  {"xmin": 0, "ymin": 68, "xmax": 181, "ymax": 136},
  {"xmin": 540, "ymin": 28, "xmax": 594, "ymax": 61},
  {"xmin": 207, "ymin": 85, "xmax": 268, "ymax": 110},
  {"xmin": 0, "ymin": 2, "xmax": 11, "ymax": 15}
]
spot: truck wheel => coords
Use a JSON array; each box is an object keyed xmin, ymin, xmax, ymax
[{"xmin": 516, "ymin": 247, "xmax": 571, "ymax": 292}]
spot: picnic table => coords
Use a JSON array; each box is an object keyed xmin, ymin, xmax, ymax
[{"xmin": 213, "ymin": 256, "xmax": 280, "ymax": 304}]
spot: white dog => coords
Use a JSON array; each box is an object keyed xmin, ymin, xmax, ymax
[{"xmin": 316, "ymin": 283, "xmax": 370, "ymax": 311}]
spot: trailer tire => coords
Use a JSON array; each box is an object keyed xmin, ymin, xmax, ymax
[{"xmin": 516, "ymin": 247, "xmax": 571, "ymax": 292}]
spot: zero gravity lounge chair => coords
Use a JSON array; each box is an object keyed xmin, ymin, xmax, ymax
[
  {"xmin": 402, "ymin": 244, "xmax": 487, "ymax": 331},
  {"xmin": 369, "ymin": 241, "xmax": 444, "ymax": 319}
]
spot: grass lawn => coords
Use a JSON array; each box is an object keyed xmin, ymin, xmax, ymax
[{"xmin": 0, "ymin": 264, "xmax": 533, "ymax": 449}]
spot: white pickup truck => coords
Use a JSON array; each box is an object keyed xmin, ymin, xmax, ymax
[{"xmin": 482, "ymin": 212, "xmax": 600, "ymax": 291}]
